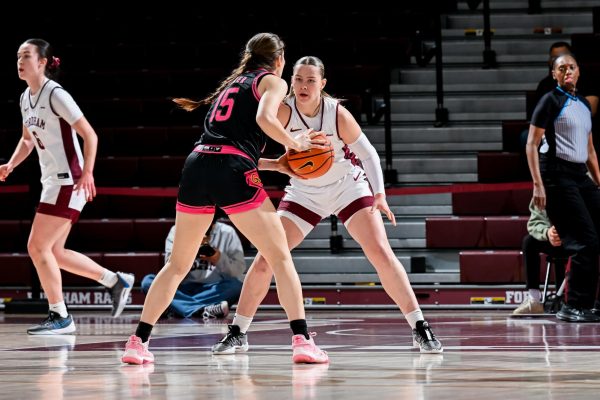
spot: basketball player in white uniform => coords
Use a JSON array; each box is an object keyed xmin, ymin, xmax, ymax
[
  {"xmin": 213, "ymin": 56, "xmax": 443, "ymax": 354},
  {"xmin": 0, "ymin": 39, "xmax": 134, "ymax": 334}
]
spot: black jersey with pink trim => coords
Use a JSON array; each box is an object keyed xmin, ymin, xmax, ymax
[{"xmin": 199, "ymin": 69, "xmax": 273, "ymax": 163}]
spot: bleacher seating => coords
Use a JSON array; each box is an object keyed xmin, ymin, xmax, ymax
[
  {"xmin": 0, "ymin": 253, "xmax": 32, "ymax": 285},
  {"xmin": 452, "ymin": 188, "xmax": 531, "ymax": 216},
  {"xmin": 477, "ymin": 152, "xmax": 528, "ymax": 182},
  {"xmin": 502, "ymin": 120, "xmax": 529, "ymax": 153},
  {"xmin": 426, "ymin": 217, "xmax": 486, "ymax": 248},
  {"xmin": 460, "ymin": 250, "xmax": 524, "ymax": 283},
  {"xmin": 426, "ymin": 215, "xmax": 528, "ymax": 249}
]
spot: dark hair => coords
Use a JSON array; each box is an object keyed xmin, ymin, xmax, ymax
[
  {"xmin": 173, "ymin": 32, "xmax": 285, "ymax": 111},
  {"xmin": 552, "ymin": 52, "xmax": 578, "ymax": 70},
  {"xmin": 288, "ymin": 56, "xmax": 336, "ymax": 101},
  {"xmin": 23, "ymin": 38, "xmax": 60, "ymax": 80},
  {"xmin": 549, "ymin": 41, "xmax": 572, "ymax": 54}
]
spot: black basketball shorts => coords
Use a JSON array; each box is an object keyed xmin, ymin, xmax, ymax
[{"xmin": 176, "ymin": 145, "xmax": 267, "ymax": 215}]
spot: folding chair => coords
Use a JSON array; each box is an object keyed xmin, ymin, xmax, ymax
[{"xmin": 542, "ymin": 255, "xmax": 568, "ymax": 314}]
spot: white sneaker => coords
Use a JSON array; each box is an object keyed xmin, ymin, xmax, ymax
[{"xmin": 512, "ymin": 297, "xmax": 544, "ymax": 315}]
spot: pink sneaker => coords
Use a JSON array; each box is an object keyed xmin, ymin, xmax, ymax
[
  {"xmin": 121, "ymin": 335, "xmax": 155, "ymax": 365},
  {"xmin": 291, "ymin": 332, "xmax": 329, "ymax": 364}
]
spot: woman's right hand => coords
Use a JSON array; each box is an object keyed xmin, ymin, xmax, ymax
[
  {"xmin": 532, "ymin": 182, "xmax": 546, "ymax": 210},
  {"xmin": 0, "ymin": 164, "xmax": 13, "ymax": 182}
]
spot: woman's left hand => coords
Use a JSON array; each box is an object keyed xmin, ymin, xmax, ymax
[
  {"xmin": 371, "ymin": 193, "xmax": 396, "ymax": 226},
  {"xmin": 74, "ymin": 171, "xmax": 96, "ymax": 201}
]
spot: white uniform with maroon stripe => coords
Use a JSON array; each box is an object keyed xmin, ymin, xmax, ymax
[
  {"xmin": 279, "ymin": 96, "xmax": 373, "ymax": 235},
  {"xmin": 20, "ymin": 78, "xmax": 87, "ymax": 218}
]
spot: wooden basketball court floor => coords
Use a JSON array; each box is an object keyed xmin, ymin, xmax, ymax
[{"xmin": 1, "ymin": 310, "xmax": 599, "ymax": 399}]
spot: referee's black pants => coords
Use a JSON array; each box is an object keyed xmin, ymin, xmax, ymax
[{"xmin": 543, "ymin": 159, "xmax": 600, "ymax": 309}]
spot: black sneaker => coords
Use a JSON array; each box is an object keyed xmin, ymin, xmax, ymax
[
  {"xmin": 412, "ymin": 320, "xmax": 443, "ymax": 354},
  {"xmin": 212, "ymin": 325, "xmax": 249, "ymax": 354},
  {"xmin": 27, "ymin": 311, "xmax": 76, "ymax": 335},
  {"xmin": 110, "ymin": 272, "xmax": 135, "ymax": 317},
  {"xmin": 557, "ymin": 303, "xmax": 600, "ymax": 322}
]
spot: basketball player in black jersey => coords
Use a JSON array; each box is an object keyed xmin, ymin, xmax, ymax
[{"xmin": 122, "ymin": 33, "xmax": 329, "ymax": 364}]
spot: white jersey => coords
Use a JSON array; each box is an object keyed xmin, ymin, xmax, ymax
[
  {"xmin": 284, "ymin": 96, "xmax": 361, "ymax": 187},
  {"xmin": 20, "ymin": 79, "xmax": 84, "ymax": 186}
]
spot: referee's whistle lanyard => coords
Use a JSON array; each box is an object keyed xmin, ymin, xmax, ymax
[{"xmin": 555, "ymin": 85, "xmax": 578, "ymax": 101}]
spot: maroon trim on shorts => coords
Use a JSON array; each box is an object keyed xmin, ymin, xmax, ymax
[
  {"xmin": 337, "ymin": 196, "xmax": 374, "ymax": 224},
  {"xmin": 36, "ymin": 186, "xmax": 81, "ymax": 223},
  {"xmin": 277, "ymin": 200, "xmax": 322, "ymax": 226}
]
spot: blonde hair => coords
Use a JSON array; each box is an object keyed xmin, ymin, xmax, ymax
[{"xmin": 287, "ymin": 56, "xmax": 334, "ymax": 100}]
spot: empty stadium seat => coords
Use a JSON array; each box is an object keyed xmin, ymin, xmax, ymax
[
  {"xmin": 105, "ymin": 196, "xmax": 176, "ymax": 219},
  {"xmin": 0, "ymin": 220, "xmax": 26, "ymax": 252},
  {"xmin": 502, "ymin": 120, "xmax": 528, "ymax": 152},
  {"xmin": 452, "ymin": 189, "xmax": 531, "ymax": 216},
  {"xmin": 477, "ymin": 152, "xmax": 527, "ymax": 182},
  {"xmin": 0, "ymin": 253, "xmax": 32, "ymax": 285},
  {"xmin": 71, "ymin": 219, "xmax": 135, "ymax": 251},
  {"xmin": 103, "ymin": 252, "xmax": 163, "ymax": 278},
  {"xmin": 108, "ymin": 127, "xmax": 169, "ymax": 157},
  {"xmin": 426, "ymin": 217, "xmax": 485, "ymax": 248},
  {"xmin": 460, "ymin": 250, "xmax": 523, "ymax": 283},
  {"xmin": 133, "ymin": 219, "xmax": 174, "ymax": 251},
  {"xmin": 484, "ymin": 216, "xmax": 528, "ymax": 248},
  {"xmin": 94, "ymin": 157, "xmax": 138, "ymax": 187},
  {"xmin": 136, "ymin": 156, "xmax": 185, "ymax": 186}
]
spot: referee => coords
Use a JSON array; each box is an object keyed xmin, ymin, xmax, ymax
[{"xmin": 526, "ymin": 53, "xmax": 600, "ymax": 323}]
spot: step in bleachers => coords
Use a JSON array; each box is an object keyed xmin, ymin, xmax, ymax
[
  {"xmin": 477, "ymin": 152, "xmax": 529, "ymax": 182},
  {"xmin": 94, "ymin": 156, "xmax": 186, "ymax": 187},
  {"xmin": 452, "ymin": 188, "xmax": 531, "ymax": 216},
  {"xmin": 426, "ymin": 216, "xmax": 528, "ymax": 248},
  {"xmin": 97, "ymin": 126, "xmax": 201, "ymax": 157},
  {"xmin": 502, "ymin": 120, "xmax": 529, "ymax": 152},
  {"xmin": 71, "ymin": 219, "xmax": 174, "ymax": 252},
  {"xmin": 0, "ymin": 253, "xmax": 32, "ymax": 285},
  {"xmin": 460, "ymin": 250, "xmax": 524, "ymax": 283}
]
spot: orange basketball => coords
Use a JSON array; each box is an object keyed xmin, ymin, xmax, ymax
[{"xmin": 287, "ymin": 136, "xmax": 334, "ymax": 179}]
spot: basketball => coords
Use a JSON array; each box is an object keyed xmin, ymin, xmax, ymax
[{"xmin": 287, "ymin": 135, "xmax": 334, "ymax": 179}]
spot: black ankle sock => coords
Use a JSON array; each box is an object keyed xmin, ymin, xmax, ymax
[
  {"xmin": 290, "ymin": 319, "xmax": 309, "ymax": 339},
  {"xmin": 135, "ymin": 321, "xmax": 154, "ymax": 343}
]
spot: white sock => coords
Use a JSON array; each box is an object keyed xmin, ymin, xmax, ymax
[
  {"xmin": 528, "ymin": 289, "xmax": 541, "ymax": 302},
  {"xmin": 98, "ymin": 269, "xmax": 118, "ymax": 288},
  {"xmin": 49, "ymin": 301, "xmax": 68, "ymax": 318},
  {"xmin": 405, "ymin": 309, "xmax": 425, "ymax": 329},
  {"xmin": 232, "ymin": 313, "xmax": 253, "ymax": 334}
]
